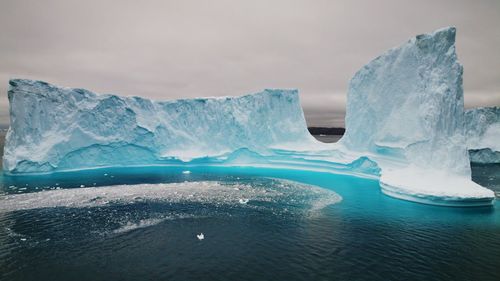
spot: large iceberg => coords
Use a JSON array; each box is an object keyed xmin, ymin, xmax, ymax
[
  {"xmin": 465, "ymin": 107, "xmax": 500, "ymax": 163},
  {"xmin": 3, "ymin": 79, "xmax": 318, "ymax": 173},
  {"xmin": 2, "ymin": 27, "xmax": 495, "ymax": 206},
  {"xmin": 339, "ymin": 27, "xmax": 493, "ymax": 205}
]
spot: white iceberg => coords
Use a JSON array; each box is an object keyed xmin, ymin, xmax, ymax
[
  {"xmin": 465, "ymin": 107, "xmax": 500, "ymax": 163},
  {"xmin": 3, "ymin": 80, "xmax": 317, "ymax": 173},
  {"xmin": 2, "ymin": 27, "xmax": 494, "ymax": 206},
  {"xmin": 339, "ymin": 26, "xmax": 494, "ymax": 205}
]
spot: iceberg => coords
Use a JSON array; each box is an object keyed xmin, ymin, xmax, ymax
[
  {"xmin": 465, "ymin": 107, "xmax": 500, "ymax": 163},
  {"xmin": 3, "ymin": 80, "xmax": 318, "ymax": 173},
  {"xmin": 339, "ymin": 27, "xmax": 493, "ymax": 205},
  {"xmin": 2, "ymin": 27, "xmax": 495, "ymax": 206}
]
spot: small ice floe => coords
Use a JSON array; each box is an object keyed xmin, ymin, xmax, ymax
[
  {"xmin": 104, "ymin": 173, "xmax": 108, "ymax": 176},
  {"xmin": 80, "ymin": 185, "xmax": 85, "ymax": 188},
  {"xmin": 182, "ymin": 170, "xmax": 191, "ymax": 174},
  {"xmin": 238, "ymin": 198, "xmax": 249, "ymax": 204},
  {"xmin": 197, "ymin": 233, "xmax": 204, "ymax": 240},
  {"xmin": 20, "ymin": 238, "xmax": 27, "ymax": 241}
]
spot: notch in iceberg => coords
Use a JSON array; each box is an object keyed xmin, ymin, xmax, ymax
[{"xmin": 465, "ymin": 107, "xmax": 500, "ymax": 164}]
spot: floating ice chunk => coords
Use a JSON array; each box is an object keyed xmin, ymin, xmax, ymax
[
  {"xmin": 238, "ymin": 198, "xmax": 249, "ymax": 204},
  {"xmin": 197, "ymin": 233, "xmax": 204, "ymax": 240},
  {"xmin": 182, "ymin": 170, "xmax": 191, "ymax": 174}
]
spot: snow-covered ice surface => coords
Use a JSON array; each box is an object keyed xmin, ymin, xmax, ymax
[
  {"xmin": 465, "ymin": 107, "xmax": 500, "ymax": 164},
  {"xmin": 2, "ymin": 27, "xmax": 495, "ymax": 206}
]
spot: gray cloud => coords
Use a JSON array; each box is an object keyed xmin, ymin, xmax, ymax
[{"xmin": 0, "ymin": 0, "xmax": 499, "ymax": 127}]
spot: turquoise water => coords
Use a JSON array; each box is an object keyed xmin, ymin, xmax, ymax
[{"xmin": 0, "ymin": 164, "xmax": 499, "ymax": 281}]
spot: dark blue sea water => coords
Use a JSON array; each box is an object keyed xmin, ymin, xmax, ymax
[{"xmin": 0, "ymin": 163, "xmax": 499, "ymax": 281}]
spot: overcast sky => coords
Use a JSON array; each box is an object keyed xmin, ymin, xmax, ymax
[{"xmin": 0, "ymin": 0, "xmax": 499, "ymax": 127}]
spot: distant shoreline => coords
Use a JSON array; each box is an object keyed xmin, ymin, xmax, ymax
[{"xmin": 307, "ymin": 127, "xmax": 345, "ymax": 135}]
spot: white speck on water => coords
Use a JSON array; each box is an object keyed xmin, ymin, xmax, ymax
[
  {"xmin": 239, "ymin": 198, "xmax": 249, "ymax": 204},
  {"xmin": 197, "ymin": 233, "xmax": 204, "ymax": 240},
  {"xmin": 182, "ymin": 170, "xmax": 191, "ymax": 174}
]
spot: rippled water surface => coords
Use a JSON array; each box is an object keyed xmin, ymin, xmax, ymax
[{"xmin": 0, "ymin": 164, "xmax": 499, "ymax": 281}]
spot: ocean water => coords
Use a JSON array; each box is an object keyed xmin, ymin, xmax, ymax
[{"xmin": 0, "ymin": 135, "xmax": 499, "ymax": 281}]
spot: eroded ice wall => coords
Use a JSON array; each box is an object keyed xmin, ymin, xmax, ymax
[
  {"xmin": 340, "ymin": 27, "xmax": 470, "ymax": 176},
  {"xmin": 466, "ymin": 107, "xmax": 500, "ymax": 163},
  {"xmin": 3, "ymin": 79, "xmax": 316, "ymax": 173}
]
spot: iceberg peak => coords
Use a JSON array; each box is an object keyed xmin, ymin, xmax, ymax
[{"xmin": 341, "ymin": 26, "xmax": 468, "ymax": 175}]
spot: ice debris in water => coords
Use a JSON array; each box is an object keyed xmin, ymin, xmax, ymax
[
  {"xmin": 238, "ymin": 198, "xmax": 250, "ymax": 204},
  {"xmin": 0, "ymin": 179, "xmax": 342, "ymax": 214},
  {"xmin": 197, "ymin": 233, "xmax": 204, "ymax": 240},
  {"xmin": 113, "ymin": 218, "xmax": 166, "ymax": 234}
]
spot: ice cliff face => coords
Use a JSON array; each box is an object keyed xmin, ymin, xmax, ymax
[
  {"xmin": 465, "ymin": 107, "xmax": 500, "ymax": 163},
  {"xmin": 339, "ymin": 27, "xmax": 493, "ymax": 203},
  {"xmin": 340, "ymin": 27, "xmax": 470, "ymax": 175},
  {"xmin": 3, "ymin": 79, "xmax": 316, "ymax": 173}
]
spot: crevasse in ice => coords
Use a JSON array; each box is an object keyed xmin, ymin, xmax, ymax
[
  {"xmin": 2, "ymin": 27, "xmax": 495, "ymax": 206},
  {"xmin": 465, "ymin": 107, "xmax": 500, "ymax": 164}
]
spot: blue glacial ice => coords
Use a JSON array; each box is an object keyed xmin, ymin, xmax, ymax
[
  {"xmin": 339, "ymin": 27, "xmax": 494, "ymax": 205},
  {"xmin": 465, "ymin": 107, "xmax": 500, "ymax": 164},
  {"xmin": 3, "ymin": 82, "xmax": 319, "ymax": 172},
  {"xmin": 2, "ymin": 27, "xmax": 495, "ymax": 206}
]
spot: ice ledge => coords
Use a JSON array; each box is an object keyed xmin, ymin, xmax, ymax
[{"xmin": 380, "ymin": 167, "xmax": 494, "ymax": 207}]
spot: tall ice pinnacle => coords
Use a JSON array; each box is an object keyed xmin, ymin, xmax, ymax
[{"xmin": 341, "ymin": 27, "xmax": 470, "ymax": 176}]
